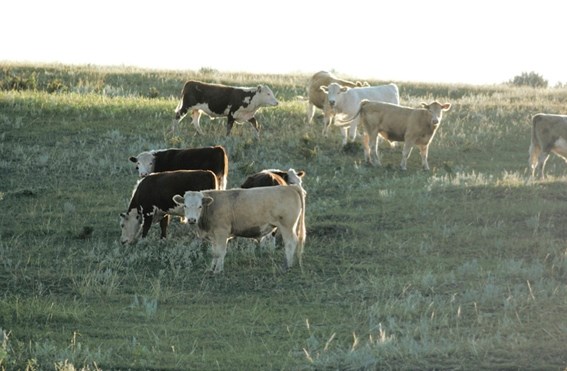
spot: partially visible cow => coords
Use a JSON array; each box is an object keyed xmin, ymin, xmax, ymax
[
  {"xmin": 120, "ymin": 170, "xmax": 218, "ymax": 245},
  {"xmin": 529, "ymin": 113, "xmax": 567, "ymax": 179},
  {"xmin": 306, "ymin": 71, "xmax": 367, "ymax": 126},
  {"xmin": 172, "ymin": 80, "xmax": 279, "ymax": 137},
  {"xmin": 322, "ymin": 82, "xmax": 400, "ymax": 145},
  {"xmin": 173, "ymin": 185, "xmax": 306, "ymax": 273},
  {"xmin": 240, "ymin": 168, "xmax": 305, "ymax": 188},
  {"xmin": 350, "ymin": 100, "xmax": 451, "ymax": 170},
  {"xmin": 129, "ymin": 146, "xmax": 228, "ymax": 190}
]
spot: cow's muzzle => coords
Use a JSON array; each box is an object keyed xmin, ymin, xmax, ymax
[{"xmin": 187, "ymin": 218, "xmax": 197, "ymax": 224}]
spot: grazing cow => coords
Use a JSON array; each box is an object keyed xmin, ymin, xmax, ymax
[
  {"xmin": 120, "ymin": 170, "xmax": 218, "ymax": 245},
  {"xmin": 129, "ymin": 146, "xmax": 228, "ymax": 190},
  {"xmin": 240, "ymin": 168, "xmax": 305, "ymax": 188},
  {"xmin": 173, "ymin": 185, "xmax": 306, "ymax": 273},
  {"xmin": 349, "ymin": 100, "xmax": 451, "ymax": 170},
  {"xmin": 529, "ymin": 113, "xmax": 567, "ymax": 179},
  {"xmin": 322, "ymin": 82, "xmax": 400, "ymax": 145},
  {"xmin": 172, "ymin": 80, "xmax": 279, "ymax": 137},
  {"xmin": 307, "ymin": 71, "xmax": 367, "ymax": 126}
]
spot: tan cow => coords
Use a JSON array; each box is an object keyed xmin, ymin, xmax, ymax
[
  {"xmin": 306, "ymin": 71, "xmax": 367, "ymax": 125},
  {"xmin": 348, "ymin": 100, "xmax": 451, "ymax": 170},
  {"xmin": 173, "ymin": 185, "xmax": 306, "ymax": 273},
  {"xmin": 529, "ymin": 113, "xmax": 567, "ymax": 179}
]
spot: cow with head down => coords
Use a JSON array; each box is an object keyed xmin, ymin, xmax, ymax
[
  {"xmin": 172, "ymin": 80, "xmax": 279, "ymax": 137},
  {"xmin": 173, "ymin": 185, "xmax": 306, "ymax": 274},
  {"xmin": 345, "ymin": 100, "xmax": 451, "ymax": 170},
  {"xmin": 240, "ymin": 168, "xmax": 305, "ymax": 188},
  {"xmin": 529, "ymin": 113, "xmax": 567, "ymax": 179}
]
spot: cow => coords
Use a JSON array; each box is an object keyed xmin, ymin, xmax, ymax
[
  {"xmin": 173, "ymin": 185, "xmax": 307, "ymax": 273},
  {"xmin": 120, "ymin": 170, "xmax": 218, "ymax": 245},
  {"xmin": 129, "ymin": 146, "xmax": 228, "ymax": 190},
  {"xmin": 240, "ymin": 168, "xmax": 305, "ymax": 188},
  {"xmin": 321, "ymin": 82, "xmax": 400, "ymax": 145},
  {"xmin": 346, "ymin": 100, "xmax": 451, "ymax": 170},
  {"xmin": 172, "ymin": 80, "xmax": 279, "ymax": 137},
  {"xmin": 306, "ymin": 71, "xmax": 367, "ymax": 126},
  {"xmin": 529, "ymin": 113, "xmax": 567, "ymax": 179}
]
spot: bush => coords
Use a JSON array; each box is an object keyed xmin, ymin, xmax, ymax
[{"xmin": 509, "ymin": 71, "xmax": 548, "ymax": 88}]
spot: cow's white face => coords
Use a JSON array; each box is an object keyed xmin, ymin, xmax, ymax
[
  {"xmin": 173, "ymin": 191, "xmax": 213, "ymax": 224},
  {"xmin": 321, "ymin": 83, "xmax": 348, "ymax": 108},
  {"xmin": 421, "ymin": 102, "xmax": 452, "ymax": 125},
  {"xmin": 129, "ymin": 152, "xmax": 155, "ymax": 177},
  {"xmin": 255, "ymin": 85, "xmax": 279, "ymax": 107},
  {"xmin": 286, "ymin": 168, "xmax": 305, "ymax": 186},
  {"xmin": 120, "ymin": 208, "xmax": 143, "ymax": 245}
]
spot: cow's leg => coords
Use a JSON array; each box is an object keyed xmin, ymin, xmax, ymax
[
  {"xmin": 401, "ymin": 142, "xmax": 414, "ymax": 170},
  {"xmin": 306, "ymin": 103, "xmax": 316, "ymax": 124},
  {"xmin": 210, "ymin": 235, "xmax": 229, "ymax": 273},
  {"xmin": 279, "ymin": 227, "xmax": 298, "ymax": 270},
  {"xmin": 347, "ymin": 118, "xmax": 359, "ymax": 143},
  {"xmin": 365, "ymin": 133, "xmax": 381, "ymax": 166},
  {"xmin": 141, "ymin": 215, "xmax": 153, "ymax": 238},
  {"xmin": 159, "ymin": 215, "xmax": 170, "ymax": 239},
  {"xmin": 537, "ymin": 152, "xmax": 550, "ymax": 179},
  {"xmin": 190, "ymin": 110, "xmax": 204, "ymax": 135},
  {"xmin": 528, "ymin": 142, "xmax": 541, "ymax": 178},
  {"xmin": 226, "ymin": 115, "xmax": 236, "ymax": 136},
  {"xmin": 362, "ymin": 133, "xmax": 372, "ymax": 164},
  {"xmin": 247, "ymin": 117, "xmax": 260, "ymax": 139},
  {"xmin": 340, "ymin": 126, "xmax": 349, "ymax": 146},
  {"xmin": 322, "ymin": 111, "xmax": 334, "ymax": 136},
  {"xmin": 418, "ymin": 144, "xmax": 430, "ymax": 170}
]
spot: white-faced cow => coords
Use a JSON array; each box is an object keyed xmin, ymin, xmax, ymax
[
  {"xmin": 173, "ymin": 185, "xmax": 306, "ymax": 274},
  {"xmin": 120, "ymin": 170, "xmax": 218, "ymax": 245},
  {"xmin": 240, "ymin": 168, "xmax": 305, "ymax": 188},
  {"xmin": 306, "ymin": 71, "xmax": 367, "ymax": 126},
  {"xmin": 172, "ymin": 80, "xmax": 279, "ymax": 137},
  {"xmin": 350, "ymin": 100, "xmax": 451, "ymax": 170},
  {"xmin": 322, "ymin": 82, "xmax": 400, "ymax": 145},
  {"xmin": 129, "ymin": 146, "xmax": 228, "ymax": 190},
  {"xmin": 529, "ymin": 113, "xmax": 567, "ymax": 179}
]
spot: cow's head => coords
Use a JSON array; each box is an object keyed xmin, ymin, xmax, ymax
[
  {"xmin": 173, "ymin": 191, "xmax": 214, "ymax": 224},
  {"xmin": 420, "ymin": 102, "xmax": 452, "ymax": 126},
  {"xmin": 286, "ymin": 168, "xmax": 305, "ymax": 186},
  {"xmin": 120, "ymin": 208, "xmax": 143, "ymax": 245},
  {"xmin": 255, "ymin": 85, "xmax": 279, "ymax": 107},
  {"xmin": 129, "ymin": 151, "xmax": 155, "ymax": 177},
  {"xmin": 320, "ymin": 83, "xmax": 348, "ymax": 107}
]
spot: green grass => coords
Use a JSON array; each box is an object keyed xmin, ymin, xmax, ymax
[{"xmin": 1, "ymin": 63, "xmax": 567, "ymax": 370}]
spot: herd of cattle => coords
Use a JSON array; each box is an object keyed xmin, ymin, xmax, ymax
[{"xmin": 120, "ymin": 71, "xmax": 567, "ymax": 273}]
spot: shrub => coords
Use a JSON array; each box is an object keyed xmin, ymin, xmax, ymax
[{"xmin": 509, "ymin": 71, "xmax": 548, "ymax": 88}]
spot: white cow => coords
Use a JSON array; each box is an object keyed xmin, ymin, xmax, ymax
[
  {"xmin": 173, "ymin": 185, "xmax": 306, "ymax": 273},
  {"xmin": 321, "ymin": 82, "xmax": 400, "ymax": 145}
]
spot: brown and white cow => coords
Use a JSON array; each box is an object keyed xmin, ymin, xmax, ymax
[
  {"xmin": 129, "ymin": 146, "xmax": 228, "ymax": 190},
  {"xmin": 172, "ymin": 80, "xmax": 278, "ymax": 137},
  {"xmin": 348, "ymin": 100, "xmax": 451, "ymax": 170},
  {"xmin": 120, "ymin": 170, "xmax": 218, "ymax": 245},
  {"xmin": 529, "ymin": 113, "xmax": 567, "ymax": 179},
  {"xmin": 240, "ymin": 168, "xmax": 305, "ymax": 188},
  {"xmin": 173, "ymin": 185, "xmax": 306, "ymax": 273},
  {"xmin": 306, "ymin": 71, "xmax": 367, "ymax": 126}
]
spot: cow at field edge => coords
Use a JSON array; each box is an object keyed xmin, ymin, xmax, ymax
[
  {"xmin": 350, "ymin": 100, "xmax": 451, "ymax": 170},
  {"xmin": 240, "ymin": 168, "xmax": 305, "ymax": 188},
  {"xmin": 529, "ymin": 113, "xmax": 567, "ymax": 179},
  {"xmin": 306, "ymin": 71, "xmax": 367, "ymax": 126},
  {"xmin": 129, "ymin": 146, "xmax": 228, "ymax": 190},
  {"xmin": 172, "ymin": 80, "xmax": 278, "ymax": 137},
  {"xmin": 322, "ymin": 82, "xmax": 400, "ymax": 145},
  {"xmin": 120, "ymin": 170, "xmax": 218, "ymax": 245},
  {"xmin": 173, "ymin": 185, "xmax": 306, "ymax": 273}
]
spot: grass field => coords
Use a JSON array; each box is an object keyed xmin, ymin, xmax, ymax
[{"xmin": 1, "ymin": 63, "xmax": 566, "ymax": 370}]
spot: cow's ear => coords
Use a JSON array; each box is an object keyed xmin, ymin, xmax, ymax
[
  {"xmin": 297, "ymin": 170, "xmax": 305, "ymax": 178},
  {"xmin": 202, "ymin": 196, "xmax": 214, "ymax": 206},
  {"xmin": 420, "ymin": 102, "xmax": 428, "ymax": 108},
  {"xmin": 442, "ymin": 103, "xmax": 452, "ymax": 111},
  {"xmin": 340, "ymin": 86, "xmax": 348, "ymax": 92},
  {"xmin": 129, "ymin": 157, "xmax": 137, "ymax": 163},
  {"xmin": 257, "ymin": 85, "xmax": 262, "ymax": 92},
  {"xmin": 320, "ymin": 86, "xmax": 328, "ymax": 93},
  {"xmin": 172, "ymin": 195, "xmax": 184, "ymax": 205}
]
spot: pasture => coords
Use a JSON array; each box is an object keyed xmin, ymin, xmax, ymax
[{"xmin": 1, "ymin": 63, "xmax": 566, "ymax": 370}]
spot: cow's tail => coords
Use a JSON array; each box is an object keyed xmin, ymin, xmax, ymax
[
  {"xmin": 528, "ymin": 114, "xmax": 541, "ymax": 177},
  {"xmin": 333, "ymin": 99, "xmax": 368, "ymax": 127},
  {"xmin": 295, "ymin": 185, "xmax": 307, "ymax": 268}
]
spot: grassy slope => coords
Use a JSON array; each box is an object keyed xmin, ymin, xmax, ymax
[{"xmin": 0, "ymin": 63, "xmax": 566, "ymax": 370}]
